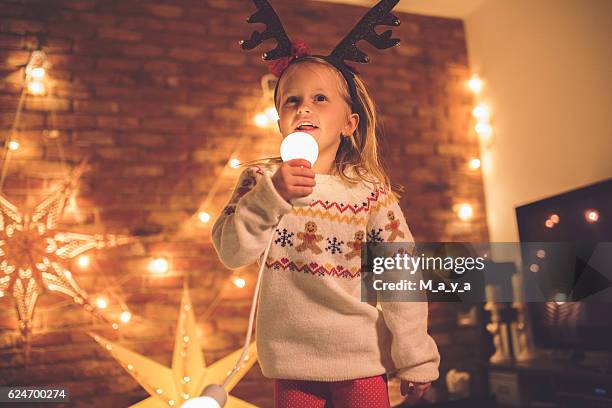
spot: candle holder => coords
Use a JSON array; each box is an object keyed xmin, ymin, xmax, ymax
[
  {"xmin": 484, "ymin": 292, "xmax": 512, "ymax": 363},
  {"xmin": 510, "ymin": 301, "xmax": 537, "ymax": 362}
]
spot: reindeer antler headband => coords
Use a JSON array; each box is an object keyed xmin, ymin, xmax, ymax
[{"xmin": 239, "ymin": 0, "xmax": 401, "ymax": 116}]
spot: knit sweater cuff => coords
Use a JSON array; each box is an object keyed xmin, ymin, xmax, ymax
[
  {"xmin": 242, "ymin": 171, "xmax": 293, "ymax": 223},
  {"xmin": 396, "ymin": 363, "xmax": 440, "ymax": 383}
]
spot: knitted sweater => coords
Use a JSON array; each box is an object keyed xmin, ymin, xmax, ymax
[{"xmin": 212, "ymin": 164, "xmax": 440, "ymax": 383}]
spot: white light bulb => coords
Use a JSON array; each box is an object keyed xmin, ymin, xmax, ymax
[
  {"xmin": 120, "ymin": 311, "xmax": 132, "ymax": 323},
  {"xmin": 254, "ymin": 113, "xmax": 269, "ymax": 128},
  {"xmin": 229, "ymin": 158, "xmax": 240, "ymax": 168},
  {"xmin": 149, "ymin": 257, "xmax": 169, "ymax": 274},
  {"xmin": 471, "ymin": 103, "xmax": 490, "ymax": 121},
  {"xmin": 31, "ymin": 67, "xmax": 46, "ymax": 79},
  {"xmin": 468, "ymin": 158, "xmax": 481, "ymax": 170},
  {"xmin": 181, "ymin": 396, "xmax": 221, "ymax": 408},
  {"xmin": 28, "ymin": 80, "xmax": 45, "ymax": 95},
  {"xmin": 96, "ymin": 296, "xmax": 108, "ymax": 309},
  {"xmin": 232, "ymin": 276, "xmax": 246, "ymax": 288},
  {"xmin": 457, "ymin": 204, "xmax": 473, "ymax": 221},
  {"xmin": 280, "ymin": 132, "xmax": 319, "ymax": 207},
  {"xmin": 474, "ymin": 123, "xmax": 492, "ymax": 139},
  {"xmin": 264, "ymin": 106, "xmax": 279, "ymax": 121},
  {"xmin": 467, "ymin": 75, "xmax": 483, "ymax": 93},
  {"xmin": 280, "ymin": 132, "xmax": 319, "ymax": 167},
  {"xmin": 198, "ymin": 211, "xmax": 210, "ymax": 223},
  {"xmin": 8, "ymin": 140, "xmax": 20, "ymax": 151},
  {"xmin": 584, "ymin": 209, "xmax": 599, "ymax": 224},
  {"xmin": 180, "ymin": 384, "xmax": 227, "ymax": 408},
  {"xmin": 77, "ymin": 255, "xmax": 90, "ymax": 268}
]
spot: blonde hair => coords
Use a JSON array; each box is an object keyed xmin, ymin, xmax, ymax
[{"xmin": 244, "ymin": 56, "xmax": 403, "ymax": 198}]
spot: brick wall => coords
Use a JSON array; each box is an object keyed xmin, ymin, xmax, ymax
[{"xmin": 0, "ymin": 0, "xmax": 490, "ymax": 406}]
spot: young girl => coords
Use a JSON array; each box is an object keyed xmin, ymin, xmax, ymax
[{"xmin": 212, "ymin": 54, "xmax": 440, "ymax": 407}]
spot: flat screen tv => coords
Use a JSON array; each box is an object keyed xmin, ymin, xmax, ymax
[{"xmin": 515, "ymin": 178, "xmax": 612, "ymax": 352}]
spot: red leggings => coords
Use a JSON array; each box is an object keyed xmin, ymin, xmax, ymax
[{"xmin": 274, "ymin": 374, "xmax": 391, "ymax": 408}]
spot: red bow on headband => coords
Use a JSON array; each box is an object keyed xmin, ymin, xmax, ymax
[{"xmin": 267, "ymin": 38, "xmax": 311, "ymax": 77}]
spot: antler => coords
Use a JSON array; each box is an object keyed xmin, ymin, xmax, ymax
[
  {"xmin": 328, "ymin": 0, "xmax": 401, "ymax": 65},
  {"xmin": 239, "ymin": 0, "xmax": 293, "ymax": 61}
]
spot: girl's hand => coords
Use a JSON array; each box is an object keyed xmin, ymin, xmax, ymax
[
  {"xmin": 400, "ymin": 380, "xmax": 431, "ymax": 403},
  {"xmin": 271, "ymin": 159, "xmax": 316, "ymax": 203}
]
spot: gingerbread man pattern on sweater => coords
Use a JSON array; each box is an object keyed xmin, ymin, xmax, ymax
[{"xmin": 212, "ymin": 164, "xmax": 440, "ymax": 383}]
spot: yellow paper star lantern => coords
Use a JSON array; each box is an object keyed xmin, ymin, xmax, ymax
[
  {"xmin": 0, "ymin": 167, "xmax": 132, "ymax": 345},
  {"xmin": 90, "ymin": 286, "xmax": 258, "ymax": 408}
]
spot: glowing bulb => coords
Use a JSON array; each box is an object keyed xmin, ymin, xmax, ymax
[
  {"xmin": 474, "ymin": 123, "xmax": 492, "ymax": 139},
  {"xmin": 232, "ymin": 276, "xmax": 246, "ymax": 288},
  {"xmin": 77, "ymin": 255, "xmax": 90, "ymax": 268},
  {"xmin": 120, "ymin": 311, "xmax": 132, "ymax": 323},
  {"xmin": 96, "ymin": 296, "xmax": 108, "ymax": 309},
  {"xmin": 264, "ymin": 106, "xmax": 279, "ymax": 121},
  {"xmin": 127, "ymin": 364, "xmax": 134, "ymax": 370},
  {"xmin": 180, "ymin": 384, "xmax": 227, "ymax": 408},
  {"xmin": 254, "ymin": 112, "xmax": 269, "ymax": 128},
  {"xmin": 468, "ymin": 158, "xmax": 481, "ymax": 170},
  {"xmin": 8, "ymin": 140, "xmax": 20, "ymax": 151},
  {"xmin": 280, "ymin": 132, "xmax": 319, "ymax": 166},
  {"xmin": 149, "ymin": 257, "xmax": 169, "ymax": 274},
  {"xmin": 529, "ymin": 264, "xmax": 540, "ymax": 273},
  {"xmin": 28, "ymin": 80, "xmax": 45, "ymax": 95},
  {"xmin": 545, "ymin": 219, "xmax": 554, "ymax": 228},
  {"xmin": 550, "ymin": 214, "xmax": 560, "ymax": 224},
  {"xmin": 198, "ymin": 211, "xmax": 211, "ymax": 223},
  {"xmin": 584, "ymin": 209, "xmax": 599, "ymax": 223},
  {"xmin": 471, "ymin": 103, "xmax": 490, "ymax": 121},
  {"xmin": 457, "ymin": 204, "xmax": 473, "ymax": 221},
  {"xmin": 536, "ymin": 249, "xmax": 546, "ymax": 259},
  {"xmin": 31, "ymin": 67, "xmax": 45, "ymax": 79},
  {"xmin": 112, "ymin": 323, "xmax": 119, "ymax": 330},
  {"xmin": 554, "ymin": 293, "xmax": 567, "ymax": 305},
  {"xmin": 467, "ymin": 75, "xmax": 483, "ymax": 93},
  {"xmin": 229, "ymin": 158, "xmax": 240, "ymax": 168}
]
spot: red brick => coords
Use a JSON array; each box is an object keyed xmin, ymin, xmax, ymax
[
  {"xmin": 73, "ymin": 100, "xmax": 120, "ymax": 114},
  {"xmin": 97, "ymin": 27, "xmax": 143, "ymax": 42},
  {"xmin": 144, "ymin": 4, "xmax": 183, "ymax": 19},
  {"xmin": 168, "ymin": 47, "xmax": 207, "ymax": 62},
  {"xmin": 22, "ymin": 96, "xmax": 69, "ymax": 112},
  {"xmin": 96, "ymin": 57, "xmax": 142, "ymax": 72},
  {"xmin": 120, "ymin": 44, "xmax": 164, "ymax": 58}
]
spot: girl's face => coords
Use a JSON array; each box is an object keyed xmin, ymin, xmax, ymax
[{"xmin": 276, "ymin": 62, "xmax": 359, "ymax": 162}]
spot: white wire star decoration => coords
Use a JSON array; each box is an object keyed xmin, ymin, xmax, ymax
[{"xmin": 0, "ymin": 165, "xmax": 132, "ymax": 348}]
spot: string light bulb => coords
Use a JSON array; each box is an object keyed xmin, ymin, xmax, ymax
[
  {"xmin": 96, "ymin": 296, "xmax": 108, "ymax": 309},
  {"xmin": 584, "ymin": 209, "xmax": 599, "ymax": 224},
  {"xmin": 149, "ymin": 257, "xmax": 169, "ymax": 274},
  {"xmin": 471, "ymin": 103, "xmax": 490, "ymax": 121},
  {"xmin": 254, "ymin": 113, "xmax": 269, "ymax": 128},
  {"xmin": 264, "ymin": 106, "xmax": 279, "ymax": 121},
  {"xmin": 474, "ymin": 123, "xmax": 492, "ymax": 139},
  {"xmin": 27, "ymin": 81, "xmax": 45, "ymax": 95},
  {"xmin": 120, "ymin": 311, "xmax": 132, "ymax": 323},
  {"xmin": 232, "ymin": 275, "xmax": 246, "ymax": 289},
  {"xmin": 198, "ymin": 211, "xmax": 211, "ymax": 223},
  {"xmin": 8, "ymin": 140, "xmax": 20, "ymax": 151},
  {"xmin": 31, "ymin": 66, "xmax": 46, "ymax": 79},
  {"xmin": 550, "ymin": 214, "xmax": 560, "ymax": 224},
  {"xmin": 229, "ymin": 158, "xmax": 240, "ymax": 168},
  {"xmin": 77, "ymin": 255, "xmax": 90, "ymax": 268},
  {"xmin": 456, "ymin": 203, "xmax": 473, "ymax": 221},
  {"xmin": 468, "ymin": 158, "xmax": 481, "ymax": 170},
  {"xmin": 467, "ymin": 75, "xmax": 483, "ymax": 94}
]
